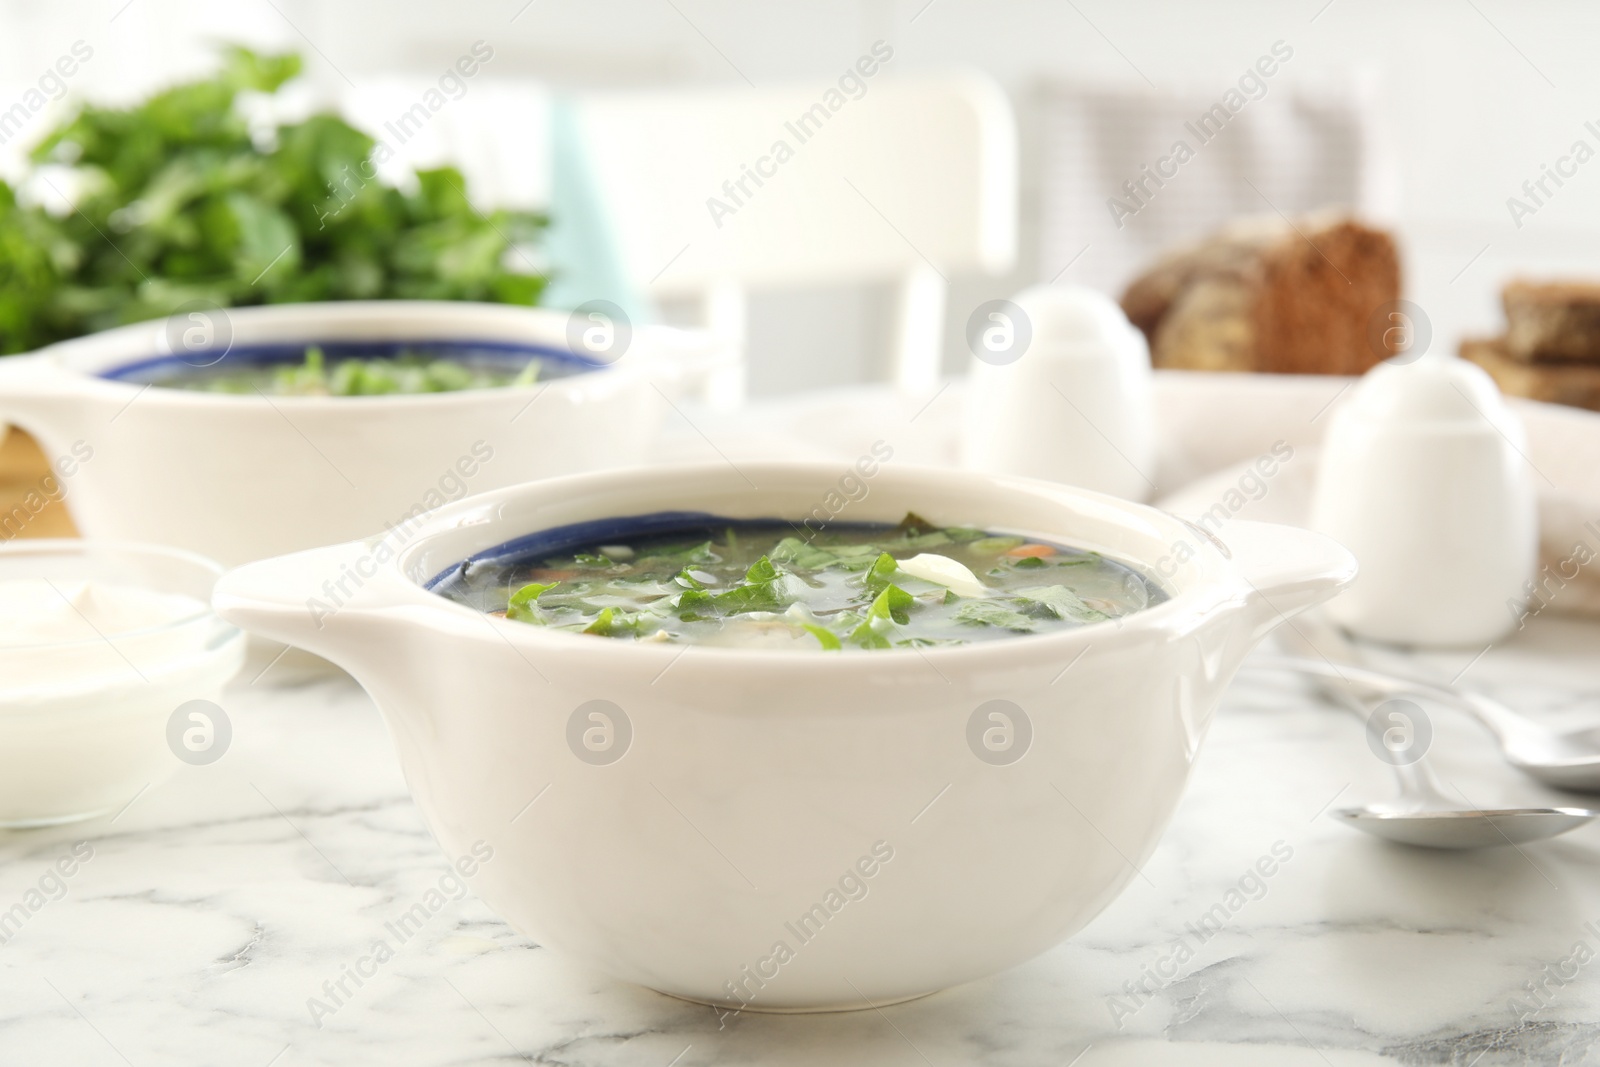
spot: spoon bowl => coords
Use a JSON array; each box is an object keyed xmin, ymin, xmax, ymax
[
  {"xmin": 1336, "ymin": 805, "xmax": 1599, "ymax": 849},
  {"xmin": 1251, "ymin": 634, "xmax": 1600, "ymax": 849},
  {"xmin": 1272, "ymin": 615, "xmax": 1600, "ymax": 793},
  {"xmin": 1508, "ymin": 725, "xmax": 1600, "ymax": 792}
]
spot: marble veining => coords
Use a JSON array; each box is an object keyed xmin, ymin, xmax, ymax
[{"xmin": 2, "ymin": 614, "xmax": 1599, "ymax": 1066}]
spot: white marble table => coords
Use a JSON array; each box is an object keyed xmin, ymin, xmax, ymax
[{"xmin": 3, "ymin": 610, "xmax": 1598, "ymax": 1067}]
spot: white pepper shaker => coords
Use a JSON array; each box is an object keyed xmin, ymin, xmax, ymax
[
  {"xmin": 1309, "ymin": 355, "xmax": 1537, "ymax": 646},
  {"xmin": 960, "ymin": 285, "xmax": 1155, "ymax": 501}
]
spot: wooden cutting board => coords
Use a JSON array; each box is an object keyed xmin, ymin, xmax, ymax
[{"xmin": 0, "ymin": 429, "xmax": 80, "ymax": 540}]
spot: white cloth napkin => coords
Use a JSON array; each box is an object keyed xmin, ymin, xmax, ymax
[{"xmin": 1034, "ymin": 72, "xmax": 1398, "ymax": 294}]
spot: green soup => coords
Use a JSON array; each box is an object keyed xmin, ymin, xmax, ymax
[
  {"xmin": 434, "ymin": 514, "xmax": 1165, "ymax": 651},
  {"xmin": 116, "ymin": 344, "xmax": 565, "ymax": 396}
]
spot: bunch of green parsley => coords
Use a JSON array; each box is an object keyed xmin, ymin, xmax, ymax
[{"xmin": 0, "ymin": 46, "xmax": 546, "ymax": 354}]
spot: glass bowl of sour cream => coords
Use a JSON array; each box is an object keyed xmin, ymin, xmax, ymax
[{"xmin": 0, "ymin": 540, "xmax": 246, "ymax": 827}]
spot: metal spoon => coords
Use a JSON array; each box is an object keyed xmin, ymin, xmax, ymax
[
  {"xmin": 1274, "ymin": 614, "xmax": 1600, "ymax": 793},
  {"xmin": 1252, "ymin": 657, "xmax": 1599, "ymax": 848}
]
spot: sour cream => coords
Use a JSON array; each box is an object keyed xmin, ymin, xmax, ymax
[
  {"xmin": 0, "ymin": 579, "xmax": 206, "ymax": 647},
  {"xmin": 0, "ymin": 545, "xmax": 247, "ymax": 828},
  {"xmin": 0, "ymin": 579, "xmax": 211, "ymax": 700}
]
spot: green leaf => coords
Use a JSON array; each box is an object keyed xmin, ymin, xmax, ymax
[
  {"xmin": 828, "ymin": 544, "xmax": 883, "ymax": 559},
  {"xmin": 942, "ymin": 527, "xmax": 986, "ymax": 543},
  {"xmin": 953, "ymin": 600, "xmax": 1035, "ymax": 631},
  {"xmin": 864, "ymin": 552, "xmax": 899, "ymax": 596},
  {"xmin": 582, "ymin": 607, "xmax": 651, "ymax": 637},
  {"xmin": 506, "ymin": 580, "xmax": 560, "ymax": 623},
  {"xmin": 892, "ymin": 511, "xmax": 937, "ymax": 536},
  {"xmin": 225, "ymin": 193, "xmax": 300, "ymax": 285},
  {"xmin": 712, "ymin": 583, "xmax": 789, "ymax": 614},
  {"xmin": 800, "ymin": 623, "xmax": 841, "ymax": 651},
  {"xmin": 770, "ymin": 536, "xmax": 837, "ymax": 570},
  {"xmin": 711, "ymin": 556, "xmax": 794, "ymax": 615},
  {"xmin": 1012, "ymin": 555, "xmax": 1048, "ymax": 569},
  {"xmin": 742, "ymin": 556, "xmax": 779, "ymax": 584},
  {"xmin": 0, "ymin": 44, "xmax": 548, "ymax": 356},
  {"xmin": 675, "ymin": 589, "xmax": 716, "ymax": 621},
  {"xmin": 1012, "ymin": 585, "xmax": 1109, "ymax": 623},
  {"xmin": 508, "ymin": 581, "xmax": 558, "ymax": 608},
  {"xmin": 971, "ymin": 536, "xmax": 1025, "ymax": 555},
  {"xmin": 414, "ymin": 166, "xmax": 474, "ymax": 218},
  {"xmin": 221, "ymin": 46, "xmax": 302, "ymax": 93},
  {"xmin": 640, "ymin": 541, "xmax": 716, "ymax": 568},
  {"xmin": 849, "ymin": 584, "xmax": 914, "ymax": 648},
  {"xmin": 900, "ymin": 530, "xmax": 952, "ymax": 549}
]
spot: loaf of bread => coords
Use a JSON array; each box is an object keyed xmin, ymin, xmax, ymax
[
  {"xmin": 1502, "ymin": 280, "xmax": 1600, "ymax": 363},
  {"xmin": 1119, "ymin": 212, "xmax": 1402, "ymax": 375},
  {"xmin": 1461, "ymin": 337, "xmax": 1600, "ymax": 411}
]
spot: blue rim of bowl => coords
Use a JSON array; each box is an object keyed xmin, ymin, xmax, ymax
[
  {"xmin": 426, "ymin": 512, "xmax": 813, "ymax": 593},
  {"xmin": 100, "ymin": 337, "xmax": 606, "ymax": 385}
]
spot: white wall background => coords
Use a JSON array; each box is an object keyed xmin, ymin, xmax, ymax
[{"xmin": 3, "ymin": 0, "xmax": 1597, "ymax": 395}]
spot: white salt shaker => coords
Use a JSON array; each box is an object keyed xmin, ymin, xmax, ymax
[
  {"xmin": 960, "ymin": 285, "xmax": 1155, "ymax": 501},
  {"xmin": 1310, "ymin": 355, "xmax": 1537, "ymax": 646}
]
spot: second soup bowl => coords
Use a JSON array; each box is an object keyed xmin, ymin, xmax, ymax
[{"xmin": 0, "ymin": 301, "xmax": 721, "ymax": 564}]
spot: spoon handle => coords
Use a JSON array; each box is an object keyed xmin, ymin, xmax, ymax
[
  {"xmin": 1272, "ymin": 658, "xmax": 1455, "ymax": 806},
  {"xmin": 1273, "ymin": 616, "xmax": 1549, "ymax": 756}
]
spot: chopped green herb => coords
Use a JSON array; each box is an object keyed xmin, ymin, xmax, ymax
[
  {"xmin": 971, "ymin": 536, "xmax": 1026, "ymax": 554},
  {"xmin": 864, "ymin": 552, "xmax": 900, "ymax": 596},
  {"xmin": 675, "ymin": 589, "xmax": 716, "ymax": 621},
  {"xmin": 801, "ymin": 623, "xmax": 842, "ymax": 650},
  {"xmin": 900, "ymin": 530, "xmax": 953, "ymax": 549},
  {"xmin": 894, "ymin": 512, "xmax": 937, "ymax": 536},
  {"xmin": 450, "ymin": 513, "xmax": 1162, "ymax": 649},
  {"xmin": 742, "ymin": 557, "xmax": 779, "ymax": 584},
  {"xmin": 850, "ymin": 584, "xmax": 915, "ymax": 648},
  {"xmin": 505, "ymin": 580, "xmax": 560, "ymax": 622},
  {"xmin": 1013, "ymin": 585, "xmax": 1110, "ymax": 623},
  {"xmin": 954, "ymin": 600, "xmax": 1036, "ymax": 631},
  {"xmin": 771, "ymin": 536, "xmax": 838, "ymax": 570},
  {"xmin": 583, "ymin": 608, "xmax": 652, "ymax": 637},
  {"xmin": 508, "ymin": 580, "xmax": 559, "ymax": 608}
]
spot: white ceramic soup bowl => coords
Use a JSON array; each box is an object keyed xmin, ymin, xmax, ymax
[
  {"xmin": 211, "ymin": 462, "xmax": 1355, "ymax": 1011},
  {"xmin": 0, "ymin": 301, "xmax": 722, "ymax": 565}
]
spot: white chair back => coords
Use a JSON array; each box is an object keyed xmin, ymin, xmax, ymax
[{"xmin": 575, "ymin": 72, "xmax": 1018, "ymax": 402}]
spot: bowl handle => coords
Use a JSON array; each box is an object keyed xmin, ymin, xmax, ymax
[
  {"xmin": 1217, "ymin": 519, "xmax": 1358, "ymax": 641},
  {"xmin": 0, "ymin": 354, "xmax": 78, "ymax": 441},
  {"xmin": 212, "ymin": 538, "xmax": 412, "ymax": 671}
]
